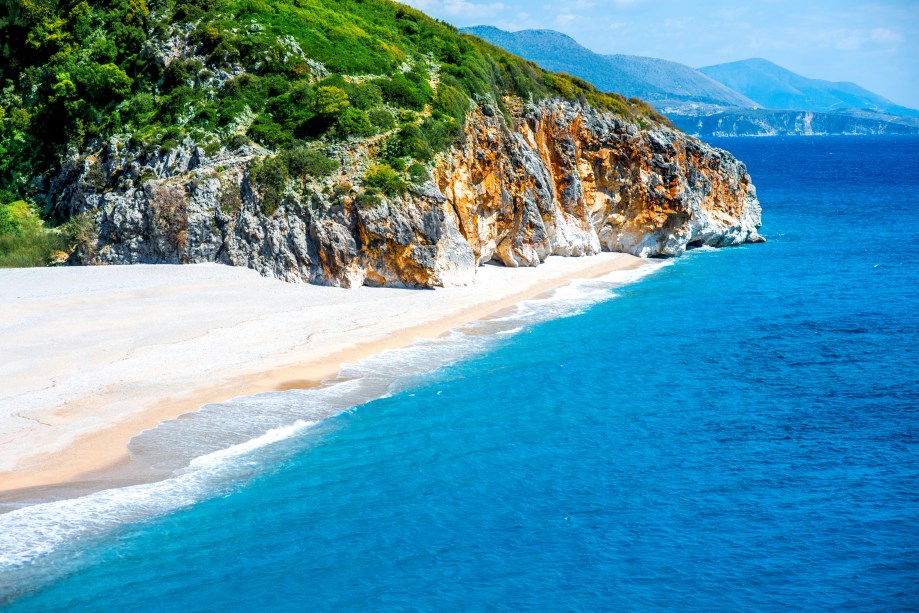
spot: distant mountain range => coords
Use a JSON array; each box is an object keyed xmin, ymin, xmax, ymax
[
  {"xmin": 464, "ymin": 26, "xmax": 919, "ymax": 136},
  {"xmin": 463, "ymin": 26, "xmax": 755, "ymax": 109},
  {"xmin": 699, "ymin": 58, "xmax": 919, "ymax": 118}
]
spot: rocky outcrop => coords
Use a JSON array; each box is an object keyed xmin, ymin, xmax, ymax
[{"xmin": 52, "ymin": 98, "xmax": 762, "ymax": 287}]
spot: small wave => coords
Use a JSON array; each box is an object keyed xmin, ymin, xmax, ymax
[{"xmin": 0, "ymin": 419, "xmax": 315, "ymax": 575}]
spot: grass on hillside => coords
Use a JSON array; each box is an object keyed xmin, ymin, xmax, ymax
[{"xmin": 0, "ymin": 0, "xmax": 671, "ymax": 263}]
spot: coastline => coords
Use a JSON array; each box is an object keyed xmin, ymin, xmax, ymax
[{"xmin": 0, "ymin": 253, "xmax": 647, "ymax": 502}]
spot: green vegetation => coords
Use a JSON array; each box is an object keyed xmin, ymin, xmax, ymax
[
  {"xmin": 282, "ymin": 146, "xmax": 339, "ymax": 182},
  {"xmin": 0, "ymin": 0, "xmax": 669, "ymax": 264},
  {"xmin": 407, "ymin": 163, "xmax": 431, "ymax": 184},
  {"xmin": 251, "ymin": 155, "xmax": 289, "ymax": 216},
  {"xmin": 363, "ymin": 164, "xmax": 407, "ymax": 197},
  {"xmin": 0, "ymin": 200, "xmax": 66, "ymax": 267}
]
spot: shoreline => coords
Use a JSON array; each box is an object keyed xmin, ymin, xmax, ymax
[{"xmin": 0, "ymin": 254, "xmax": 648, "ymax": 504}]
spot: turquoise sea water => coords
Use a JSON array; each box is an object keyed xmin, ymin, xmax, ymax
[{"xmin": 2, "ymin": 136, "xmax": 918, "ymax": 611}]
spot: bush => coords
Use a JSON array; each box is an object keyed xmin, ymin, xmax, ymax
[
  {"xmin": 250, "ymin": 114, "xmax": 294, "ymax": 149},
  {"xmin": 433, "ymin": 82, "xmax": 469, "ymax": 120},
  {"xmin": 349, "ymin": 82, "xmax": 383, "ymax": 110},
  {"xmin": 407, "ymin": 163, "xmax": 430, "ymax": 184},
  {"xmin": 251, "ymin": 156, "xmax": 288, "ymax": 216},
  {"xmin": 389, "ymin": 124, "xmax": 432, "ymax": 162},
  {"xmin": 61, "ymin": 212, "xmax": 98, "ymax": 255},
  {"xmin": 355, "ymin": 189, "xmax": 382, "ymax": 209},
  {"xmin": 374, "ymin": 74, "xmax": 431, "ymax": 110},
  {"xmin": 367, "ymin": 108, "xmax": 396, "ymax": 131},
  {"xmin": 218, "ymin": 185, "xmax": 242, "ymax": 216},
  {"xmin": 282, "ymin": 146, "xmax": 339, "ymax": 180},
  {"xmin": 363, "ymin": 164, "xmax": 406, "ymax": 197},
  {"xmin": 312, "ymin": 85, "xmax": 349, "ymax": 117},
  {"xmin": 0, "ymin": 200, "xmax": 66, "ymax": 267},
  {"xmin": 421, "ymin": 116, "xmax": 461, "ymax": 152},
  {"xmin": 150, "ymin": 186, "xmax": 188, "ymax": 249},
  {"xmin": 336, "ymin": 107, "xmax": 374, "ymax": 138},
  {"xmin": 228, "ymin": 133, "xmax": 251, "ymax": 150},
  {"xmin": 0, "ymin": 200, "xmax": 44, "ymax": 236}
]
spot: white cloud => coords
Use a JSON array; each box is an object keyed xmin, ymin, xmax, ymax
[
  {"xmin": 870, "ymin": 28, "xmax": 902, "ymax": 43},
  {"xmin": 808, "ymin": 27, "xmax": 903, "ymax": 52}
]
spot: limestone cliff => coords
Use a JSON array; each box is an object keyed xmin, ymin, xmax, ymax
[{"xmin": 54, "ymin": 99, "xmax": 762, "ymax": 288}]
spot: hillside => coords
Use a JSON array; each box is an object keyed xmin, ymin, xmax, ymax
[
  {"xmin": 464, "ymin": 27, "xmax": 755, "ymax": 109},
  {"xmin": 0, "ymin": 0, "xmax": 761, "ymax": 283},
  {"xmin": 700, "ymin": 58, "xmax": 919, "ymax": 117},
  {"xmin": 1, "ymin": 0, "xmax": 654, "ymax": 209}
]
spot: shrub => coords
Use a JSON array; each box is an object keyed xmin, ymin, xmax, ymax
[
  {"xmin": 282, "ymin": 146, "xmax": 339, "ymax": 180},
  {"xmin": 218, "ymin": 184, "xmax": 242, "ymax": 216},
  {"xmin": 0, "ymin": 200, "xmax": 66, "ymax": 267},
  {"xmin": 374, "ymin": 74, "xmax": 431, "ymax": 110},
  {"xmin": 83, "ymin": 63, "xmax": 134, "ymax": 102},
  {"xmin": 367, "ymin": 108, "xmax": 396, "ymax": 131},
  {"xmin": 0, "ymin": 200, "xmax": 44, "ymax": 236},
  {"xmin": 228, "ymin": 133, "xmax": 251, "ymax": 150},
  {"xmin": 421, "ymin": 116, "xmax": 461, "ymax": 152},
  {"xmin": 363, "ymin": 164, "xmax": 406, "ymax": 197},
  {"xmin": 60, "ymin": 212, "xmax": 97, "ymax": 258},
  {"xmin": 389, "ymin": 124, "xmax": 432, "ymax": 162},
  {"xmin": 250, "ymin": 114, "xmax": 294, "ymax": 149},
  {"xmin": 355, "ymin": 189, "xmax": 382, "ymax": 209},
  {"xmin": 265, "ymin": 84, "xmax": 314, "ymax": 133},
  {"xmin": 336, "ymin": 107, "xmax": 374, "ymax": 138},
  {"xmin": 350, "ymin": 82, "xmax": 383, "ymax": 110},
  {"xmin": 150, "ymin": 186, "xmax": 188, "ymax": 249},
  {"xmin": 433, "ymin": 82, "xmax": 469, "ymax": 120},
  {"xmin": 251, "ymin": 156, "xmax": 288, "ymax": 216},
  {"xmin": 312, "ymin": 85, "xmax": 349, "ymax": 117},
  {"xmin": 123, "ymin": 92, "xmax": 155, "ymax": 124},
  {"xmin": 407, "ymin": 163, "xmax": 430, "ymax": 184}
]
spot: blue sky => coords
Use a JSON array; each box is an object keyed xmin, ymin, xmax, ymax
[{"xmin": 402, "ymin": 0, "xmax": 919, "ymax": 109}]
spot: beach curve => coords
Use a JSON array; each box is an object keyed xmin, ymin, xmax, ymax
[{"xmin": 0, "ymin": 253, "xmax": 646, "ymax": 501}]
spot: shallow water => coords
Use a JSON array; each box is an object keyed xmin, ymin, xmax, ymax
[{"xmin": 2, "ymin": 136, "xmax": 918, "ymax": 611}]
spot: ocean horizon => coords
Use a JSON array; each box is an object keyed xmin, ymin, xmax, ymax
[{"xmin": 2, "ymin": 135, "xmax": 918, "ymax": 610}]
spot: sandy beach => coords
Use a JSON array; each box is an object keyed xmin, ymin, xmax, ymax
[{"xmin": 0, "ymin": 254, "xmax": 645, "ymax": 498}]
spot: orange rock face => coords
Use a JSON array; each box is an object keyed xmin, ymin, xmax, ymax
[{"xmin": 437, "ymin": 100, "xmax": 761, "ymax": 268}]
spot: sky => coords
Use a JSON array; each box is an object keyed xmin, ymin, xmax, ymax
[{"xmin": 402, "ymin": 0, "xmax": 919, "ymax": 109}]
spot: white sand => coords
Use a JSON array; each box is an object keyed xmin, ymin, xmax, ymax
[{"xmin": 0, "ymin": 253, "xmax": 644, "ymax": 492}]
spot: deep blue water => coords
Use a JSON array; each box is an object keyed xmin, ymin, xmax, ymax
[{"xmin": 3, "ymin": 136, "xmax": 919, "ymax": 611}]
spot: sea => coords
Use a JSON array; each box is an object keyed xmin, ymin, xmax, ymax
[{"xmin": 1, "ymin": 136, "xmax": 917, "ymax": 611}]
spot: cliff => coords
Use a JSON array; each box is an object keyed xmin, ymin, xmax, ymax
[{"xmin": 53, "ymin": 98, "xmax": 762, "ymax": 288}]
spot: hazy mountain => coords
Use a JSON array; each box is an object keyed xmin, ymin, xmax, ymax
[
  {"xmin": 462, "ymin": 26, "xmax": 756, "ymax": 108},
  {"xmin": 669, "ymin": 108, "xmax": 919, "ymax": 137},
  {"xmin": 464, "ymin": 26, "xmax": 919, "ymax": 136},
  {"xmin": 699, "ymin": 58, "xmax": 919, "ymax": 117}
]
